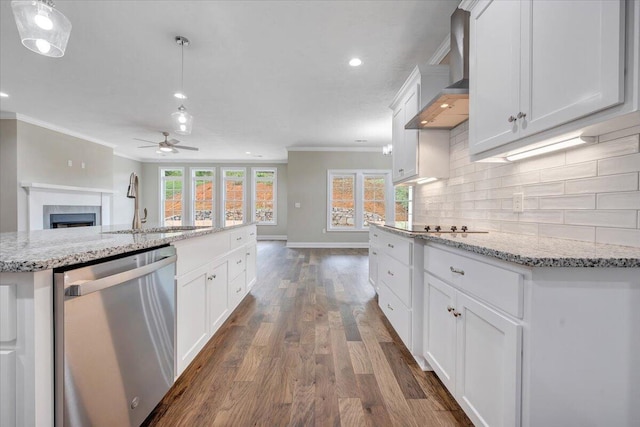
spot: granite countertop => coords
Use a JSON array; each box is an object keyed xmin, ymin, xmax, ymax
[
  {"xmin": 375, "ymin": 224, "xmax": 640, "ymax": 268},
  {"xmin": 0, "ymin": 223, "xmax": 252, "ymax": 273}
]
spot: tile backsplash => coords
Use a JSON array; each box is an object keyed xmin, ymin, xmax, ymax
[{"xmin": 413, "ymin": 121, "xmax": 640, "ymax": 248}]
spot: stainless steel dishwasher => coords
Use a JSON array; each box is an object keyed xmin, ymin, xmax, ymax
[{"xmin": 54, "ymin": 246, "xmax": 176, "ymax": 427}]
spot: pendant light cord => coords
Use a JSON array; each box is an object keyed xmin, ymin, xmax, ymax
[{"xmin": 180, "ymin": 41, "xmax": 184, "ymax": 94}]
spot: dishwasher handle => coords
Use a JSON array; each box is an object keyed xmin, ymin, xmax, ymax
[{"xmin": 66, "ymin": 255, "xmax": 177, "ymax": 297}]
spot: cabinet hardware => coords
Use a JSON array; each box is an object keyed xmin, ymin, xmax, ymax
[
  {"xmin": 387, "ymin": 270, "xmax": 394, "ymax": 276},
  {"xmin": 387, "ymin": 243, "xmax": 394, "ymax": 248},
  {"xmin": 236, "ymin": 287, "xmax": 242, "ymax": 293},
  {"xmin": 250, "ymin": 232, "xmax": 255, "ymax": 236},
  {"xmin": 517, "ymin": 112, "xmax": 527, "ymax": 119},
  {"xmin": 447, "ymin": 306, "xmax": 455, "ymax": 312},
  {"xmin": 236, "ymin": 237, "xmax": 242, "ymax": 241},
  {"xmin": 372, "ymin": 251, "xmax": 377, "ymax": 255},
  {"xmin": 246, "ymin": 253, "xmax": 250, "ymax": 256},
  {"xmin": 207, "ymin": 275, "xmax": 213, "ymax": 281},
  {"xmin": 453, "ymin": 310, "xmax": 462, "ymax": 318},
  {"xmin": 373, "ymin": 233, "xmax": 378, "ymax": 237},
  {"xmin": 508, "ymin": 115, "xmax": 517, "ymax": 123},
  {"xmin": 387, "ymin": 304, "xmax": 394, "ymax": 311},
  {"xmin": 450, "ymin": 266, "xmax": 465, "ymax": 275},
  {"xmin": 237, "ymin": 260, "xmax": 242, "ymax": 264}
]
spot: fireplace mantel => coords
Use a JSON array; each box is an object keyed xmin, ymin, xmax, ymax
[{"xmin": 21, "ymin": 182, "xmax": 116, "ymax": 194}]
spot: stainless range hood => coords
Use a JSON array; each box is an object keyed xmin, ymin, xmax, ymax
[{"xmin": 405, "ymin": 8, "xmax": 470, "ymax": 130}]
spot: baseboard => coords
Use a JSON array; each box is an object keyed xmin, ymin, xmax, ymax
[
  {"xmin": 257, "ymin": 235, "xmax": 287, "ymax": 241},
  {"xmin": 285, "ymin": 242, "xmax": 369, "ymax": 249}
]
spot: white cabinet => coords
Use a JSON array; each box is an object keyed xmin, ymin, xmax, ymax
[
  {"xmin": 207, "ymin": 261, "xmax": 228, "ymax": 335},
  {"xmin": 374, "ymin": 227, "xmax": 426, "ymax": 368},
  {"xmin": 368, "ymin": 228, "xmax": 380, "ymax": 291},
  {"xmin": 246, "ymin": 243, "xmax": 257, "ymax": 290},
  {"xmin": 469, "ymin": 0, "xmax": 626, "ymax": 156},
  {"xmin": 391, "ymin": 75, "xmax": 420, "ymax": 182},
  {"xmin": 424, "ymin": 266, "xmax": 522, "ymax": 427},
  {"xmin": 176, "ymin": 265, "xmax": 210, "ymax": 375}
]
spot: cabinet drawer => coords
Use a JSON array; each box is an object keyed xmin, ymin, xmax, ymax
[
  {"xmin": 379, "ymin": 283, "xmax": 411, "ymax": 348},
  {"xmin": 380, "ymin": 232, "xmax": 412, "ymax": 265},
  {"xmin": 246, "ymin": 225, "xmax": 257, "ymax": 242},
  {"xmin": 229, "ymin": 228, "xmax": 248, "ymax": 249},
  {"xmin": 174, "ymin": 232, "xmax": 230, "ymax": 276},
  {"xmin": 228, "ymin": 250, "xmax": 246, "ymax": 280},
  {"xmin": 379, "ymin": 254, "xmax": 412, "ymax": 307},
  {"xmin": 370, "ymin": 228, "xmax": 382, "ymax": 245},
  {"xmin": 228, "ymin": 271, "xmax": 246, "ymax": 309},
  {"xmin": 425, "ymin": 246, "xmax": 523, "ymax": 318}
]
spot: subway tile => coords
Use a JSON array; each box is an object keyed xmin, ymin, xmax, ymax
[
  {"xmin": 500, "ymin": 222, "xmax": 539, "ymax": 236},
  {"xmin": 518, "ymin": 210, "xmax": 564, "ymax": 224},
  {"xmin": 460, "ymin": 190, "xmax": 488, "ymax": 201},
  {"xmin": 516, "ymin": 152, "xmax": 566, "ymax": 173},
  {"xmin": 487, "ymin": 163, "xmax": 519, "ymax": 179},
  {"xmin": 488, "ymin": 211, "xmax": 518, "ymax": 222},
  {"xmin": 450, "ymin": 163, "xmax": 476, "ymax": 177},
  {"xmin": 598, "ymin": 128, "xmax": 640, "ymax": 143},
  {"xmin": 454, "ymin": 201, "xmax": 476, "ymax": 210},
  {"xmin": 447, "ymin": 182, "xmax": 475, "ymax": 194},
  {"xmin": 473, "ymin": 220, "xmax": 502, "ymax": 231},
  {"xmin": 450, "ymin": 147, "xmax": 470, "ymax": 161},
  {"xmin": 475, "ymin": 199, "xmax": 502, "ymax": 210},
  {"xmin": 538, "ymin": 224, "xmax": 595, "ymax": 243},
  {"xmin": 455, "ymin": 130, "xmax": 469, "ymax": 145},
  {"xmin": 598, "ymin": 153, "xmax": 640, "ymax": 176},
  {"xmin": 475, "ymin": 177, "xmax": 503, "ymax": 190},
  {"xmin": 501, "ymin": 170, "xmax": 540, "ymax": 187},
  {"xmin": 460, "ymin": 210, "xmax": 487, "ymax": 220},
  {"xmin": 565, "ymin": 210, "xmax": 637, "ymax": 228},
  {"xmin": 565, "ymin": 173, "xmax": 638, "ymax": 194},
  {"xmin": 566, "ymin": 135, "xmax": 639, "ymax": 164},
  {"xmin": 596, "ymin": 227, "xmax": 640, "ymax": 248},
  {"xmin": 597, "ymin": 191, "xmax": 640, "ymax": 209},
  {"xmin": 487, "ymin": 186, "xmax": 524, "ymax": 199},
  {"xmin": 539, "ymin": 161, "xmax": 597, "ymax": 183},
  {"xmin": 522, "ymin": 182, "xmax": 565, "ymax": 197},
  {"xmin": 539, "ymin": 195, "xmax": 596, "ymax": 210}
]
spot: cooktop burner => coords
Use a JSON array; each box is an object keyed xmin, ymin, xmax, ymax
[{"xmin": 387, "ymin": 224, "xmax": 488, "ymax": 234}]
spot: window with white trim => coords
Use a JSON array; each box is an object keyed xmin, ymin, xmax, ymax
[
  {"xmin": 252, "ymin": 168, "xmax": 277, "ymax": 225},
  {"xmin": 160, "ymin": 168, "xmax": 184, "ymax": 226},
  {"xmin": 222, "ymin": 168, "xmax": 246, "ymax": 226},
  {"xmin": 394, "ymin": 185, "xmax": 413, "ymax": 228},
  {"xmin": 327, "ymin": 170, "xmax": 393, "ymax": 231},
  {"xmin": 191, "ymin": 168, "xmax": 214, "ymax": 227}
]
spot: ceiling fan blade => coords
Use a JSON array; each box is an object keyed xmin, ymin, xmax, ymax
[
  {"xmin": 176, "ymin": 145, "xmax": 199, "ymax": 151},
  {"xmin": 138, "ymin": 145, "xmax": 159, "ymax": 148},
  {"xmin": 134, "ymin": 138, "xmax": 158, "ymax": 144},
  {"xmin": 168, "ymin": 138, "xmax": 180, "ymax": 145}
]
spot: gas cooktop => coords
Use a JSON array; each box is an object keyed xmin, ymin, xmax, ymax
[{"xmin": 386, "ymin": 224, "xmax": 488, "ymax": 234}]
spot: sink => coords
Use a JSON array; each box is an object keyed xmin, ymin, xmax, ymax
[{"xmin": 103, "ymin": 226, "xmax": 206, "ymax": 235}]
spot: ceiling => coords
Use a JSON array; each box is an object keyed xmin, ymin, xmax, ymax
[{"xmin": 0, "ymin": 0, "xmax": 458, "ymax": 161}]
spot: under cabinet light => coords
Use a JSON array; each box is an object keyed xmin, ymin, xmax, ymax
[
  {"xmin": 416, "ymin": 177, "xmax": 438, "ymax": 184},
  {"xmin": 506, "ymin": 136, "xmax": 596, "ymax": 162}
]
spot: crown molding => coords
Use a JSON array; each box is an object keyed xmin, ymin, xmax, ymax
[
  {"xmin": 1, "ymin": 112, "xmax": 117, "ymax": 148},
  {"xmin": 429, "ymin": 34, "xmax": 451, "ymax": 65},
  {"xmin": 286, "ymin": 146, "xmax": 382, "ymax": 153},
  {"xmin": 458, "ymin": 0, "xmax": 480, "ymax": 12},
  {"xmin": 113, "ymin": 151, "xmax": 144, "ymax": 162}
]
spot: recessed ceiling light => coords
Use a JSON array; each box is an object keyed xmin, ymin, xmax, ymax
[
  {"xmin": 174, "ymin": 92, "xmax": 187, "ymax": 99},
  {"xmin": 349, "ymin": 58, "xmax": 362, "ymax": 67},
  {"xmin": 0, "ymin": 92, "xmax": 8, "ymax": 98},
  {"xmin": 245, "ymin": 151, "xmax": 251, "ymax": 154}
]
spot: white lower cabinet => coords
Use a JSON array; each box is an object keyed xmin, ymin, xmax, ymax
[
  {"xmin": 173, "ymin": 225, "xmax": 257, "ymax": 377},
  {"xmin": 425, "ymin": 272, "xmax": 522, "ymax": 427},
  {"xmin": 378, "ymin": 283, "xmax": 411, "ymax": 346}
]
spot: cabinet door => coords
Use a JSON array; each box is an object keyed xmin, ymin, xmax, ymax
[
  {"xmin": 520, "ymin": 0, "xmax": 624, "ymax": 137},
  {"xmin": 392, "ymin": 107, "xmax": 404, "ymax": 181},
  {"xmin": 245, "ymin": 243, "xmax": 257, "ymax": 290},
  {"xmin": 401, "ymin": 88, "xmax": 420, "ymax": 179},
  {"xmin": 424, "ymin": 274, "xmax": 457, "ymax": 395},
  {"xmin": 455, "ymin": 292, "xmax": 522, "ymax": 427},
  {"xmin": 469, "ymin": 0, "xmax": 521, "ymax": 155},
  {"xmin": 208, "ymin": 262, "xmax": 228, "ymax": 335},
  {"xmin": 176, "ymin": 267, "xmax": 209, "ymax": 375}
]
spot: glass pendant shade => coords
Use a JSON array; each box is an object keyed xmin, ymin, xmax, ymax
[
  {"xmin": 172, "ymin": 105, "xmax": 193, "ymax": 135},
  {"xmin": 12, "ymin": 0, "xmax": 72, "ymax": 58}
]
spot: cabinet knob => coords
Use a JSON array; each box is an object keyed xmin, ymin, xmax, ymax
[
  {"xmin": 387, "ymin": 270, "xmax": 394, "ymax": 277},
  {"xmin": 517, "ymin": 112, "xmax": 527, "ymax": 119},
  {"xmin": 453, "ymin": 310, "xmax": 462, "ymax": 318},
  {"xmin": 447, "ymin": 306, "xmax": 455, "ymax": 312},
  {"xmin": 508, "ymin": 115, "xmax": 517, "ymax": 123},
  {"xmin": 237, "ymin": 259, "xmax": 242, "ymax": 264},
  {"xmin": 450, "ymin": 266, "xmax": 465, "ymax": 275},
  {"xmin": 237, "ymin": 237, "xmax": 243, "ymax": 241},
  {"xmin": 373, "ymin": 233, "xmax": 378, "ymax": 237},
  {"xmin": 207, "ymin": 275, "xmax": 216, "ymax": 281},
  {"xmin": 246, "ymin": 253, "xmax": 250, "ymax": 256},
  {"xmin": 372, "ymin": 251, "xmax": 377, "ymax": 255},
  {"xmin": 387, "ymin": 304, "xmax": 394, "ymax": 311},
  {"xmin": 387, "ymin": 243, "xmax": 394, "ymax": 249},
  {"xmin": 237, "ymin": 287, "xmax": 242, "ymax": 293}
]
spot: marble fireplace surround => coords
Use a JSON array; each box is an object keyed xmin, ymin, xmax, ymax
[{"xmin": 21, "ymin": 183, "xmax": 114, "ymax": 231}]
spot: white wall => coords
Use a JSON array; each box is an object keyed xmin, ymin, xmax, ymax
[
  {"xmin": 0, "ymin": 120, "xmax": 18, "ymax": 232},
  {"xmin": 112, "ymin": 155, "xmax": 143, "ymax": 226},
  {"xmin": 414, "ymin": 121, "xmax": 640, "ymax": 248}
]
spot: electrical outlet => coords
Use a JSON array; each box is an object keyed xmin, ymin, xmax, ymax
[
  {"xmin": 513, "ymin": 193, "xmax": 524, "ymax": 213},
  {"xmin": 67, "ymin": 160, "xmax": 72, "ymax": 167}
]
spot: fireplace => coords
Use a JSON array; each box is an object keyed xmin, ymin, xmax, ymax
[{"xmin": 43, "ymin": 205, "xmax": 102, "ymax": 229}]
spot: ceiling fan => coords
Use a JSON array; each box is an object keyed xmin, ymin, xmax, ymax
[{"xmin": 135, "ymin": 131, "xmax": 199, "ymax": 153}]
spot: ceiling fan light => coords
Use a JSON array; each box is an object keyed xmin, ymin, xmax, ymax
[
  {"xmin": 171, "ymin": 105, "xmax": 193, "ymax": 135},
  {"xmin": 11, "ymin": 0, "xmax": 72, "ymax": 58},
  {"xmin": 160, "ymin": 146, "xmax": 173, "ymax": 152}
]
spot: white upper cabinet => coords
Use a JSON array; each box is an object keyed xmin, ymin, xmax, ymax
[
  {"xmin": 469, "ymin": 0, "xmax": 626, "ymax": 156},
  {"xmin": 391, "ymin": 73, "xmax": 420, "ymax": 182}
]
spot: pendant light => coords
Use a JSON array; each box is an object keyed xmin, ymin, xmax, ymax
[
  {"xmin": 171, "ymin": 36, "xmax": 193, "ymax": 135},
  {"xmin": 11, "ymin": 0, "xmax": 72, "ymax": 58}
]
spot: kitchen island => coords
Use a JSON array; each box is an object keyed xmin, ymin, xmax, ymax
[
  {"xmin": 370, "ymin": 224, "xmax": 639, "ymax": 427},
  {"xmin": 0, "ymin": 223, "xmax": 257, "ymax": 427}
]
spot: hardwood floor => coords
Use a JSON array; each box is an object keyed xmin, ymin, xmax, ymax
[{"xmin": 144, "ymin": 241, "xmax": 473, "ymax": 426}]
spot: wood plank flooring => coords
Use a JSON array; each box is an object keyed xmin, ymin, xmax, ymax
[{"xmin": 143, "ymin": 241, "xmax": 473, "ymax": 427}]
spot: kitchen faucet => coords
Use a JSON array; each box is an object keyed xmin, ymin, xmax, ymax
[{"xmin": 126, "ymin": 172, "xmax": 147, "ymax": 229}]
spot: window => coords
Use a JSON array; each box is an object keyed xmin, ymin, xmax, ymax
[
  {"xmin": 222, "ymin": 168, "xmax": 246, "ymax": 226},
  {"xmin": 252, "ymin": 168, "xmax": 277, "ymax": 225},
  {"xmin": 160, "ymin": 168, "xmax": 184, "ymax": 226},
  {"xmin": 327, "ymin": 170, "xmax": 392, "ymax": 231},
  {"xmin": 394, "ymin": 185, "xmax": 413, "ymax": 228},
  {"xmin": 192, "ymin": 168, "xmax": 214, "ymax": 227}
]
